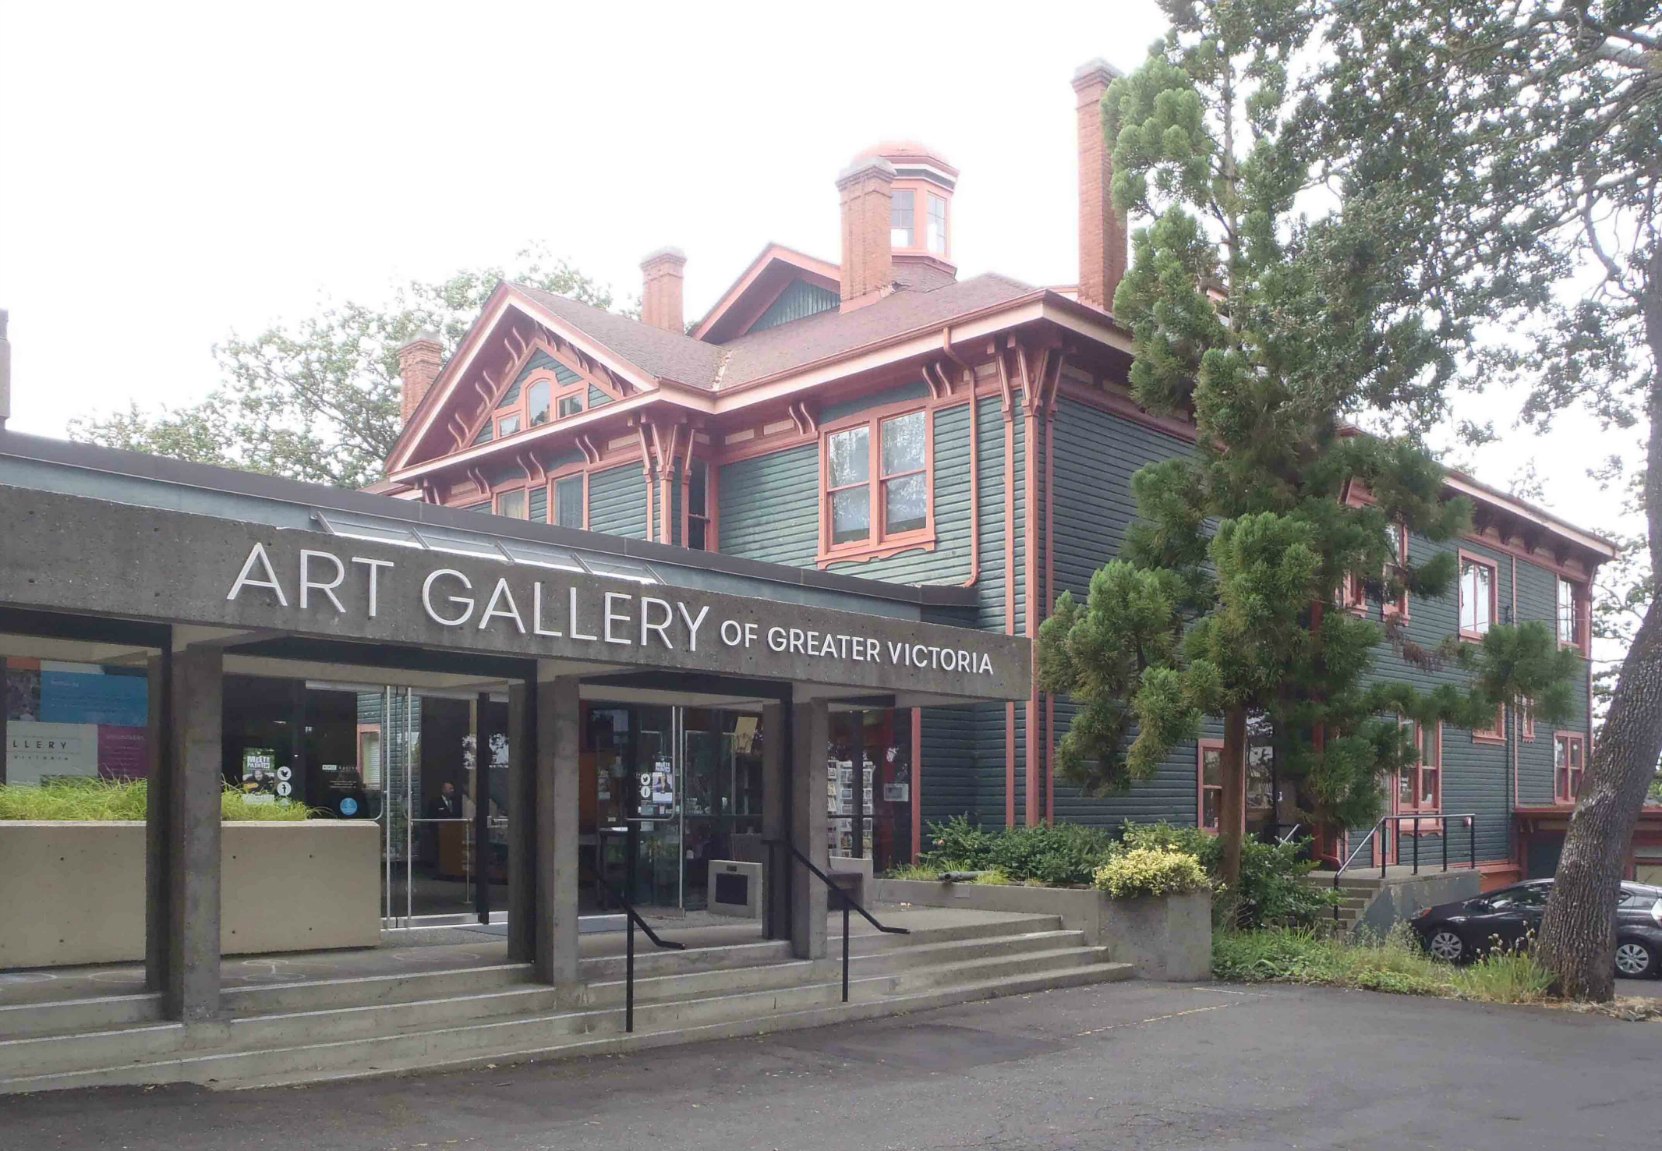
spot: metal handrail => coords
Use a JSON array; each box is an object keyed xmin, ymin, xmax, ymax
[
  {"xmin": 1331, "ymin": 813, "xmax": 1478, "ymax": 923},
  {"xmin": 1277, "ymin": 823, "xmax": 1304, "ymax": 846},
  {"xmin": 578, "ymin": 863, "xmax": 683, "ymax": 1033},
  {"xmin": 764, "ymin": 838, "xmax": 909, "ymax": 1003}
]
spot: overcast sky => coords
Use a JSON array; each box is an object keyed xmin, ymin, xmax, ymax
[{"xmin": 0, "ymin": 0, "xmax": 1627, "ymax": 550}]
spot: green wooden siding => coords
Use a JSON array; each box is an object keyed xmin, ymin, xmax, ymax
[
  {"xmin": 588, "ymin": 384, "xmax": 613, "ymax": 408},
  {"xmin": 820, "ymin": 381, "xmax": 931, "ymax": 425},
  {"xmin": 751, "ymin": 279, "xmax": 840, "ymax": 334},
  {"xmin": 588, "ymin": 464, "xmax": 648, "ymax": 539}
]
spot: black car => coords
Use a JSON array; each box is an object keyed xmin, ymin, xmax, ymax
[{"xmin": 1410, "ymin": 878, "xmax": 1662, "ymax": 978}]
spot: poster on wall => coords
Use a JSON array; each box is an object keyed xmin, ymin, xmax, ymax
[
  {"xmin": 4, "ymin": 659, "xmax": 149, "ymax": 785},
  {"xmin": 241, "ymin": 748, "xmax": 278, "ymax": 805},
  {"xmin": 5, "ymin": 721, "xmax": 98, "ymax": 785}
]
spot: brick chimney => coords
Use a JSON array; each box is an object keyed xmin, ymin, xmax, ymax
[
  {"xmin": 1073, "ymin": 58, "xmax": 1129, "ymax": 312},
  {"xmin": 397, "ymin": 331, "xmax": 444, "ymax": 425},
  {"xmin": 641, "ymin": 247, "xmax": 687, "ymax": 333},
  {"xmin": 836, "ymin": 155, "xmax": 895, "ymax": 311}
]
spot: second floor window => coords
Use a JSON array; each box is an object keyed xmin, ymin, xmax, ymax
[
  {"xmin": 1459, "ymin": 554, "xmax": 1496, "ymax": 638},
  {"xmin": 1558, "ymin": 576, "xmax": 1587, "ymax": 651},
  {"xmin": 824, "ymin": 409, "xmax": 931, "ymax": 553}
]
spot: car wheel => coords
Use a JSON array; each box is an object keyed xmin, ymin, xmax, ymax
[
  {"xmin": 1427, "ymin": 929, "xmax": 1466, "ymax": 964},
  {"xmin": 1614, "ymin": 940, "xmax": 1656, "ymax": 978}
]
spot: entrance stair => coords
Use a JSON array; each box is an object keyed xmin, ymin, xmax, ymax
[{"xmin": 0, "ymin": 910, "xmax": 1131, "ymax": 1094}]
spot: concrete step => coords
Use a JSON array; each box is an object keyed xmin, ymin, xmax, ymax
[
  {"xmin": 0, "ymin": 993, "xmax": 163, "ymax": 1042},
  {"xmin": 221, "ymin": 962, "xmax": 536, "ymax": 1017},
  {"xmin": 0, "ymin": 955, "xmax": 1133, "ymax": 1094},
  {"xmin": 0, "ymin": 916, "xmax": 1103, "ymax": 1093}
]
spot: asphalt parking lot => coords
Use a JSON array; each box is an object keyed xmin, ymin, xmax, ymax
[{"xmin": 7, "ymin": 977, "xmax": 1662, "ymax": 1151}]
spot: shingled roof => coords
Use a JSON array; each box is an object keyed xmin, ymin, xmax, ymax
[{"xmin": 514, "ymin": 271, "xmax": 1039, "ymax": 393}]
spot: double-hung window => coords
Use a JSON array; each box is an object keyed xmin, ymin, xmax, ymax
[
  {"xmin": 1557, "ymin": 577, "xmax": 1588, "ymax": 653},
  {"xmin": 891, "ymin": 190, "xmax": 916, "ymax": 248},
  {"xmin": 1555, "ymin": 732, "xmax": 1586, "ymax": 803},
  {"xmin": 1398, "ymin": 719, "xmax": 1441, "ymax": 815},
  {"xmin": 495, "ymin": 487, "xmax": 528, "ymax": 519},
  {"xmin": 822, "ymin": 409, "xmax": 932, "ymax": 560},
  {"xmin": 1459, "ymin": 553, "xmax": 1497, "ymax": 639},
  {"xmin": 552, "ymin": 474, "xmax": 584, "ymax": 529}
]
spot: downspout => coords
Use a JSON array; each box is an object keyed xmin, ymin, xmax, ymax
[
  {"xmin": 998, "ymin": 346, "xmax": 1017, "ymax": 829},
  {"xmin": 1021, "ymin": 344, "xmax": 1043, "ymax": 828},
  {"xmin": 1043, "ymin": 352, "xmax": 1063, "ymax": 824},
  {"xmin": 1511, "ymin": 553, "xmax": 1520, "ymax": 869}
]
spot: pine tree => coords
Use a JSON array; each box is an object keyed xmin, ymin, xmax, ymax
[{"xmin": 1040, "ymin": 0, "xmax": 1580, "ymax": 894}]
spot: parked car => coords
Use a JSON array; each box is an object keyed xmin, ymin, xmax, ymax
[{"xmin": 1410, "ymin": 879, "xmax": 1662, "ymax": 978}]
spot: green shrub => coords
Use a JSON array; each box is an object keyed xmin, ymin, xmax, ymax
[
  {"xmin": 1211, "ymin": 926, "xmax": 1554, "ymax": 1004},
  {"xmin": 1117, "ymin": 822, "xmax": 1331, "ymax": 929},
  {"xmin": 987, "ymin": 822, "xmax": 1117, "ymax": 886},
  {"xmin": 919, "ymin": 815, "xmax": 995, "ymax": 871},
  {"xmin": 0, "ymin": 780, "xmax": 315, "ymax": 822},
  {"xmin": 921, "ymin": 816, "xmax": 1116, "ymax": 886},
  {"xmin": 1093, "ymin": 847, "xmax": 1208, "ymax": 898}
]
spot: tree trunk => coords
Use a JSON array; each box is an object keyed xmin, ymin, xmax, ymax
[
  {"xmin": 1534, "ymin": 596, "xmax": 1662, "ymax": 999},
  {"xmin": 1219, "ymin": 705, "xmax": 1249, "ymax": 906},
  {"xmin": 1535, "ymin": 270, "xmax": 1662, "ymax": 1001}
]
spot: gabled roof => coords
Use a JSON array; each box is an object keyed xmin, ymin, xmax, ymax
[{"xmin": 692, "ymin": 244, "xmax": 842, "ymax": 344}]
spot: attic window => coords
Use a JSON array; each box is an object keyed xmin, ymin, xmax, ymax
[{"xmin": 528, "ymin": 379, "xmax": 552, "ymax": 426}]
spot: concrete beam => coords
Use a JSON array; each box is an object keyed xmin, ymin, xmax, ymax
[
  {"xmin": 506, "ymin": 680, "xmax": 536, "ymax": 964},
  {"xmin": 534, "ymin": 676, "xmax": 580, "ymax": 984},
  {"xmin": 790, "ymin": 699, "xmax": 829, "ymax": 960},
  {"xmin": 166, "ymin": 645, "xmax": 223, "ymax": 1021}
]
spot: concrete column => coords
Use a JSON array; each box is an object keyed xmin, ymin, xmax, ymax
[
  {"xmin": 534, "ymin": 676, "xmax": 580, "ymax": 985},
  {"xmin": 144, "ymin": 651, "xmax": 170, "ymax": 993},
  {"xmin": 790, "ymin": 699, "xmax": 829, "ymax": 960},
  {"xmin": 760, "ymin": 701, "xmax": 788, "ymax": 941},
  {"xmin": 506, "ymin": 680, "xmax": 536, "ymax": 964},
  {"xmin": 166, "ymin": 645, "xmax": 223, "ymax": 1021}
]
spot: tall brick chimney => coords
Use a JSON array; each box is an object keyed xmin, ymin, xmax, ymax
[
  {"xmin": 836, "ymin": 156, "xmax": 895, "ymax": 311},
  {"xmin": 1073, "ymin": 58, "xmax": 1128, "ymax": 313},
  {"xmin": 397, "ymin": 331, "xmax": 444, "ymax": 425},
  {"xmin": 640, "ymin": 247, "xmax": 687, "ymax": 333}
]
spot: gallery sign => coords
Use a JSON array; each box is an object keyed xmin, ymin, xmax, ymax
[{"xmin": 0, "ymin": 487, "xmax": 1031, "ymax": 701}]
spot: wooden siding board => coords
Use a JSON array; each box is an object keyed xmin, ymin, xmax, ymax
[
  {"xmin": 588, "ymin": 464, "xmax": 648, "ymax": 539},
  {"xmin": 750, "ymin": 279, "xmax": 840, "ymax": 334}
]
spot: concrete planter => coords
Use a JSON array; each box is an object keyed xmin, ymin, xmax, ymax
[
  {"xmin": 0, "ymin": 821, "xmax": 381, "ymax": 969},
  {"xmin": 876, "ymin": 878, "xmax": 1212, "ymax": 981},
  {"xmin": 1097, "ymin": 889, "xmax": 1212, "ymax": 981}
]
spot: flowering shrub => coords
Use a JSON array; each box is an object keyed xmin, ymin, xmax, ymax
[{"xmin": 1092, "ymin": 847, "xmax": 1208, "ymax": 899}]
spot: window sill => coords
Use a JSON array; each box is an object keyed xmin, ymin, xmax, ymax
[
  {"xmin": 1383, "ymin": 604, "xmax": 1410, "ymax": 623},
  {"xmin": 1457, "ymin": 629, "xmax": 1489, "ymax": 643},
  {"xmin": 818, "ymin": 531, "xmax": 936, "ymax": 568},
  {"xmin": 1471, "ymin": 733, "xmax": 1507, "ymax": 746}
]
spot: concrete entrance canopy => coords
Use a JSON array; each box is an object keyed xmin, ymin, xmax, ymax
[{"xmin": 0, "ymin": 430, "xmax": 1031, "ymax": 1026}]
